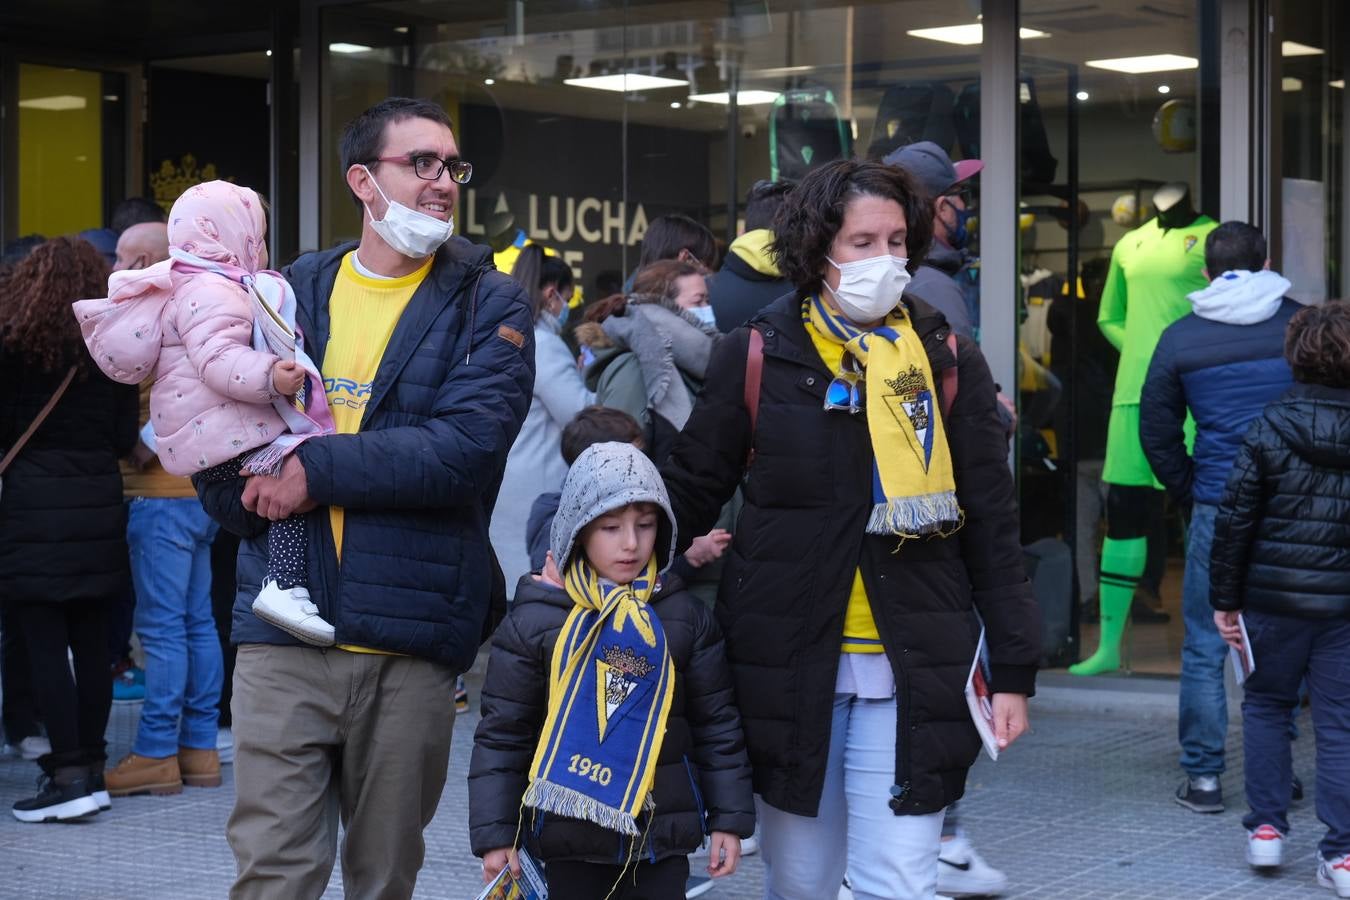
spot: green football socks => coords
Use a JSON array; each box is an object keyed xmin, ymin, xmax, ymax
[{"xmin": 1068, "ymin": 536, "xmax": 1147, "ymax": 675}]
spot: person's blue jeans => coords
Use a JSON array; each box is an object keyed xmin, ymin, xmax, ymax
[
  {"xmin": 127, "ymin": 498, "xmax": 222, "ymax": 758},
  {"xmin": 1242, "ymin": 610, "xmax": 1350, "ymax": 857},
  {"xmin": 1179, "ymin": 502, "xmax": 1229, "ymax": 777}
]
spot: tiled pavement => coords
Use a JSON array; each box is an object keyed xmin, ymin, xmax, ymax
[{"xmin": 0, "ymin": 686, "xmax": 1333, "ymax": 899}]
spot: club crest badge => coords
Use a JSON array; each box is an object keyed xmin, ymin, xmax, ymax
[
  {"xmin": 595, "ymin": 645, "xmax": 655, "ymax": 742},
  {"xmin": 883, "ymin": 365, "xmax": 936, "ymax": 472},
  {"xmin": 1184, "ymin": 236, "xmax": 1198, "ymax": 252}
]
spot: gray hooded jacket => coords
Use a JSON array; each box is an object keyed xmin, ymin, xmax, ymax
[{"xmin": 550, "ymin": 440, "xmax": 676, "ymax": 575}]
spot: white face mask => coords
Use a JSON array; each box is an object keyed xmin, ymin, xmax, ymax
[
  {"xmin": 824, "ymin": 253, "xmax": 911, "ymax": 323},
  {"xmin": 688, "ymin": 305, "xmax": 717, "ymax": 328},
  {"xmin": 361, "ymin": 165, "xmax": 454, "ymax": 259}
]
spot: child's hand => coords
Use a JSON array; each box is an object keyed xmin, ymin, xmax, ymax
[
  {"xmin": 481, "ymin": 846, "xmax": 520, "ymax": 883},
  {"xmin": 684, "ymin": 529, "xmax": 732, "ymax": 568},
  {"xmin": 272, "ymin": 360, "xmax": 304, "ymax": 396},
  {"xmin": 706, "ymin": 831, "xmax": 741, "ymax": 878},
  {"xmin": 1214, "ymin": 610, "xmax": 1243, "ymax": 651}
]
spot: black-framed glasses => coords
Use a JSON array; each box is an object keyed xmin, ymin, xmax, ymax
[{"xmin": 370, "ymin": 154, "xmax": 473, "ymax": 184}]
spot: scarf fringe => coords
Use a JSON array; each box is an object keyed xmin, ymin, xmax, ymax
[
  {"xmin": 240, "ymin": 442, "xmax": 287, "ymax": 477},
  {"xmin": 866, "ymin": 490, "xmax": 964, "ymax": 538},
  {"xmin": 523, "ymin": 779, "xmax": 642, "ymax": 837}
]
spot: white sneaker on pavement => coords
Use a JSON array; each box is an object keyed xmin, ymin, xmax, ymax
[
  {"xmin": 252, "ymin": 581, "xmax": 335, "ymax": 646},
  {"xmin": 18, "ymin": 736, "xmax": 51, "ymax": 761},
  {"xmin": 216, "ymin": 727, "xmax": 234, "ymax": 766},
  {"xmin": 1318, "ymin": 853, "xmax": 1350, "ymax": 897},
  {"xmin": 938, "ymin": 834, "xmax": 1008, "ymax": 897},
  {"xmin": 1246, "ymin": 825, "xmax": 1285, "ymax": 869}
]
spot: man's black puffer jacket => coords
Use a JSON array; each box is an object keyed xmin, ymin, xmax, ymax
[
  {"xmin": 468, "ymin": 575, "xmax": 755, "ymax": 865},
  {"xmin": 1211, "ymin": 383, "xmax": 1350, "ymax": 619}
]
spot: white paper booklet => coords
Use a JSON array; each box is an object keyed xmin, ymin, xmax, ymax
[
  {"xmin": 1230, "ymin": 613, "xmax": 1256, "ymax": 686},
  {"xmin": 964, "ymin": 627, "xmax": 999, "ymax": 761}
]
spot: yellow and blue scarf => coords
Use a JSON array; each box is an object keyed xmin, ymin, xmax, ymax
[
  {"xmin": 805, "ymin": 294, "xmax": 963, "ymax": 537},
  {"xmin": 524, "ymin": 556, "xmax": 675, "ymax": 836}
]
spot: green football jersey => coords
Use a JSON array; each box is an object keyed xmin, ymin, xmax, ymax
[{"xmin": 1098, "ymin": 214, "xmax": 1217, "ymax": 406}]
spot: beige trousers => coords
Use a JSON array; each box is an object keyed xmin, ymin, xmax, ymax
[{"xmin": 227, "ymin": 644, "xmax": 456, "ymax": 900}]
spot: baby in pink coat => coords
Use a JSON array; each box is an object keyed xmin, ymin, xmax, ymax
[{"xmin": 75, "ymin": 181, "xmax": 335, "ymax": 647}]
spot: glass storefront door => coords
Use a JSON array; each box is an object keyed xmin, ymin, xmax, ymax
[{"xmin": 1273, "ymin": 0, "xmax": 1344, "ymax": 305}]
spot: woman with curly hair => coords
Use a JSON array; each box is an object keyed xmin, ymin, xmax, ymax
[
  {"xmin": 0, "ymin": 236, "xmax": 138, "ymax": 822},
  {"xmin": 658, "ymin": 160, "xmax": 1041, "ymax": 899}
]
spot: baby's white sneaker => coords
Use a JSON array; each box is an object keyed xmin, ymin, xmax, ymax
[{"xmin": 252, "ymin": 581, "xmax": 335, "ymax": 646}]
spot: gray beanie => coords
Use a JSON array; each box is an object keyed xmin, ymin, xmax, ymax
[{"xmin": 550, "ymin": 441, "xmax": 677, "ymax": 575}]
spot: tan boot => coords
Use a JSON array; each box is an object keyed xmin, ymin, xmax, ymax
[
  {"xmin": 105, "ymin": 753, "xmax": 182, "ymax": 797},
  {"xmin": 177, "ymin": 746, "xmax": 222, "ymax": 788}
]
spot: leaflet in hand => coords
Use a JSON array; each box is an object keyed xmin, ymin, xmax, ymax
[
  {"xmin": 1230, "ymin": 613, "xmax": 1256, "ymax": 686},
  {"xmin": 473, "ymin": 848, "xmax": 547, "ymax": 900},
  {"xmin": 250, "ymin": 283, "xmax": 298, "ymax": 362},
  {"xmin": 964, "ymin": 627, "xmax": 999, "ymax": 761}
]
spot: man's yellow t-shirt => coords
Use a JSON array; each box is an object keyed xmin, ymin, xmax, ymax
[
  {"xmin": 806, "ymin": 312, "xmax": 888, "ymax": 654},
  {"xmin": 323, "ymin": 251, "xmax": 431, "ymax": 652}
]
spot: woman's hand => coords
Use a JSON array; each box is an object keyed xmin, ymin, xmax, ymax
[
  {"xmin": 532, "ymin": 551, "xmax": 564, "ymax": 588},
  {"xmin": 1213, "ymin": 610, "xmax": 1243, "ymax": 651},
  {"xmin": 991, "ymin": 693, "xmax": 1029, "ymax": 750},
  {"xmin": 705, "ymin": 831, "xmax": 741, "ymax": 878},
  {"xmin": 481, "ymin": 846, "xmax": 520, "ymax": 883},
  {"xmin": 684, "ymin": 529, "xmax": 732, "ymax": 568}
]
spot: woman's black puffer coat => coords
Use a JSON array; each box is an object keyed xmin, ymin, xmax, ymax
[
  {"xmin": 660, "ymin": 293, "xmax": 1041, "ymax": 818},
  {"xmin": 1211, "ymin": 383, "xmax": 1350, "ymax": 619},
  {"xmin": 0, "ymin": 354, "xmax": 138, "ymax": 603},
  {"xmin": 468, "ymin": 575, "xmax": 755, "ymax": 864}
]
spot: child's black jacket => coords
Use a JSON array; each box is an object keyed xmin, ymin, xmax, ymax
[
  {"xmin": 468, "ymin": 574, "xmax": 755, "ymax": 864},
  {"xmin": 1213, "ymin": 383, "xmax": 1350, "ymax": 618}
]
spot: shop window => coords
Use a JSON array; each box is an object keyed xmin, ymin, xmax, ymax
[
  {"xmin": 1019, "ymin": 0, "xmax": 1212, "ymax": 675},
  {"xmin": 317, "ymin": 1, "xmax": 985, "ymax": 296}
]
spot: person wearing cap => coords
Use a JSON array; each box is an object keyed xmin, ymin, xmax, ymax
[{"xmin": 884, "ymin": 141, "xmax": 982, "ymax": 340}]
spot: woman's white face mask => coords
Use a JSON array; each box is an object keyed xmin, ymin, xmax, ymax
[{"xmin": 824, "ymin": 253, "xmax": 911, "ymax": 323}]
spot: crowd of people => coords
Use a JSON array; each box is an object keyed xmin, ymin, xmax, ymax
[{"xmin": 0, "ymin": 93, "xmax": 1347, "ymax": 900}]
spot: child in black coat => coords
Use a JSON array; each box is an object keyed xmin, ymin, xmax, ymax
[
  {"xmin": 470, "ymin": 441, "xmax": 754, "ymax": 900},
  {"xmin": 1211, "ymin": 300, "xmax": 1350, "ymax": 894}
]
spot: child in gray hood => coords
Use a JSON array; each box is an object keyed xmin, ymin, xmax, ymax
[{"xmin": 469, "ymin": 442, "xmax": 754, "ymax": 899}]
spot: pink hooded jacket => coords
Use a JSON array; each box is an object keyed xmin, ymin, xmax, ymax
[{"xmin": 74, "ymin": 182, "xmax": 289, "ymax": 476}]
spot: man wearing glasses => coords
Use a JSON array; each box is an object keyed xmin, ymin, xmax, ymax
[
  {"xmin": 196, "ymin": 97, "xmax": 535, "ymax": 899},
  {"xmin": 884, "ymin": 141, "xmax": 981, "ymax": 341}
]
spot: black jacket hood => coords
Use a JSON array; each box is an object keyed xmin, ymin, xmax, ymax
[{"xmin": 1266, "ymin": 384, "xmax": 1350, "ymax": 470}]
